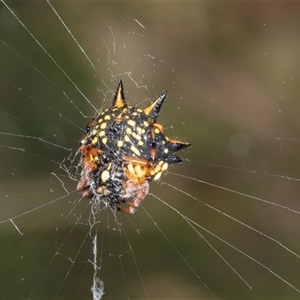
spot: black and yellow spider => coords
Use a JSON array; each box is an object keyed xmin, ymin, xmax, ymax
[{"xmin": 77, "ymin": 80, "xmax": 190, "ymax": 214}]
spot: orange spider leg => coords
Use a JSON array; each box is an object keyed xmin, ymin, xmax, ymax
[
  {"xmin": 114, "ymin": 179, "xmax": 149, "ymax": 214},
  {"xmin": 77, "ymin": 145, "xmax": 101, "ymax": 197},
  {"xmin": 123, "ymin": 156, "xmax": 149, "ymax": 167}
]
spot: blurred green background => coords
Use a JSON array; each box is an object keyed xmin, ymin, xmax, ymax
[{"xmin": 1, "ymin": 2, "xmax": 300, "ymax": 299}]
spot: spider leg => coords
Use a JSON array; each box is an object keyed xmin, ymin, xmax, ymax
[
  {"xmin": 77, "ymin": 169, "xmax": 94, "ymax": 198},
  {"xmin": 115, "ymin": 205, "xmax": 137, "ymax": 214},
  {"xmin": 112, "ymin": 179, "xmax": 149, "ymax": 214}
]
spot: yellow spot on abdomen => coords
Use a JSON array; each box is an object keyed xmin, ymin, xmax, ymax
[
  {"xmin": 131, "ymin": 145, "xmax": 141, "ymax": 156},
  {"xmin": 100, "ymin": 122, "xmax": 107, "ymax": 129},
  {"xmin": 154, "ymin": 128, "xmax": 160, "ymax": 134},
  {"xmin": 91, "ymin": 137, "xmax": 98, "ymax": 144},
  {"xmin": 161, "ymin": 162, "xmax": 169, "ymax": 171},
  {"xmin": 153, "ymin": 171, "xmax": 162, "ymax": 181},
  {"xmin": 99, "ymin": 131, "xmax": 105, "ymax": 137},
  {"xmin": 101, "ymin": 170, "xmax": 110, "ymax": 182},
  {"xmin": 134, "ymin": 165, "xmax": 147, "ymax": 179},
  {"xmin": 128, "ymin": 120, "xmax": 136, "ymax": 127}
]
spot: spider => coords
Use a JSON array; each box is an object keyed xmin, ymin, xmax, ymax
[{"xmin": 77, "ymin": 80, "xmax": 190, "ymax": 214}]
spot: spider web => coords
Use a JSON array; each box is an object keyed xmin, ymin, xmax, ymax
[{"xmin": 1, "ymin": 1, "xmax": 300, "ymax": 299}]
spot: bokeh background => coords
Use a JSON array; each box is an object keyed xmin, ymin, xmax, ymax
[{"xmin": 1, "ymin": 2, "xmax": 300, "ymax": 299}]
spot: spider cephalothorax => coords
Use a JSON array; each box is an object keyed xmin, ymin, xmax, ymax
[{"xmin": 77, "ymin": 80, "xmax": 190, "ymax": 214}]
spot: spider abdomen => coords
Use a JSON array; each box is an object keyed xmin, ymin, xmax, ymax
[{"xmin": 77, "ymin": 80, "xmax": 190, "ymax": 214}]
